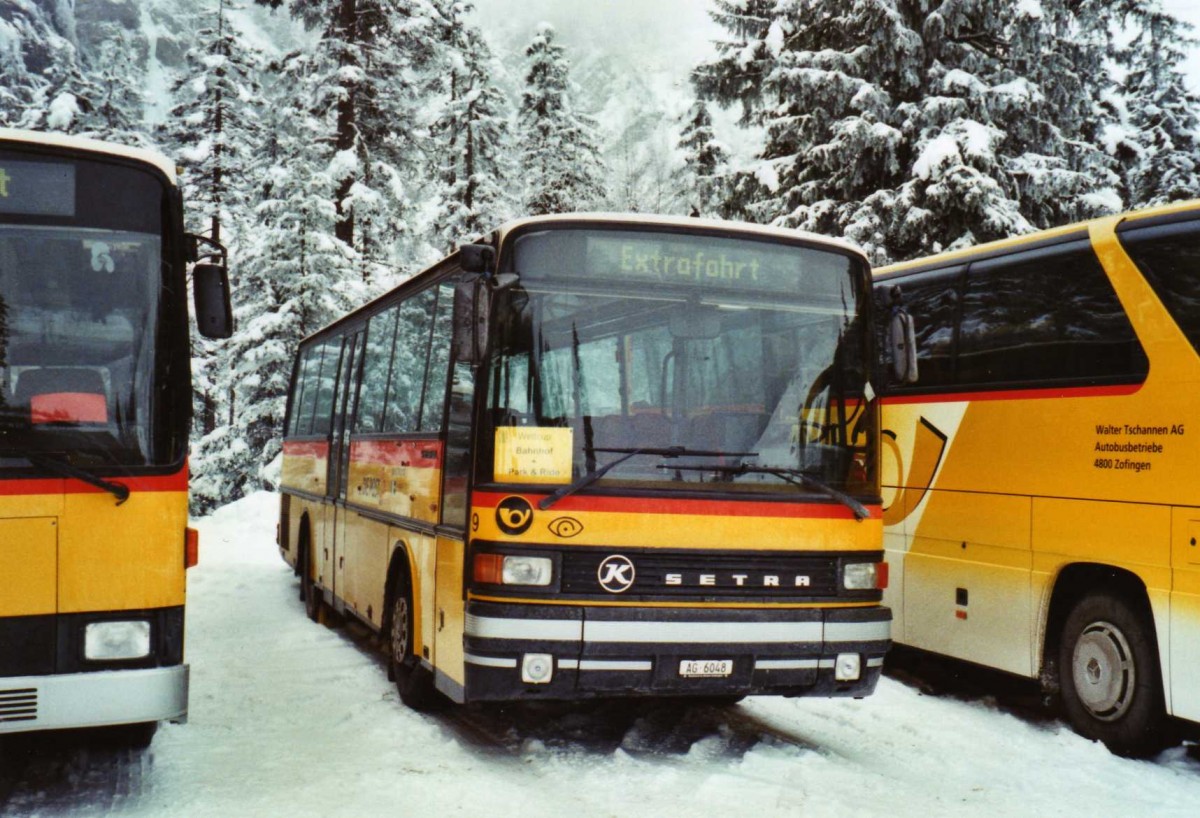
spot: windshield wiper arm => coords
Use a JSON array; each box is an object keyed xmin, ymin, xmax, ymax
[
  {"xmin": 538, "ymin": 446, "xmax": 757, "ymax": 510},
  {"xmin": 668, "ymin": 463, "xmax": 869, "ymax": 521},
  {"xmin": 24, "ymin": 452, "xmax": 130, "ymax": 505}
]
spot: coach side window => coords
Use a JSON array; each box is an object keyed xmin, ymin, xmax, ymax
[
  {"xmin": 1119, "ymin": 218, "xmax": 1200, "ymax": 357},
  {"xmin": 355, "ymin": 307, "xmax": 400, "ymax": 433},
  {"xmin": 289, "ymin": 346, "xmax": 321, "ymax": 436},
  {"xmin": 958, "ymin": 241, "xmax": 1147, "ymax": 388},
  {"xmin": 875, "ymin": 267, "xmax": 963, "ymax": 390},
  {"xmin": 419, "ymin": 283, "xmax": 456, "ymax": 432},
  {"xmin": 310, "ymin": 338, "xmax": 344, "ymax": 436},
  {"xmin": 382, "ymin": 288, "xmax": 437, "ymax": 433}
]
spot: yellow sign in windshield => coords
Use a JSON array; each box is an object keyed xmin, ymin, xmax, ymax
[{"xmin": 494, "ymin": 426, "xmax": 574, "ymax": 485}]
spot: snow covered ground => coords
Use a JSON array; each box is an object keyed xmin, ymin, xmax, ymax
[{"xmin": 4, "ymin": 491, "xmax": 1200, "ymax": 816}]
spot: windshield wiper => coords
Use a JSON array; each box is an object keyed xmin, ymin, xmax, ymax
[
  {"xmin": 23, "ymin": 452, "xmax": 130, "ymax": 505},
  {"xmin": 668, "ymin": 463, "xmax": 870, "ymax": 522},
  {"xmin": 538, "ymin": 446, "xmax": 757, "ymax": 510}
]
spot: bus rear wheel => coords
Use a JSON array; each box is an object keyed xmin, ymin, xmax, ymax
[
  {"xmin": 300, "ymin": 541, "xmax": 322, "ymax": 623},
  {"xmin": 1057, "ymin": 592, "xmax": 1169, "ymax": 757},
  {"xmin": 388, "ymin": 585, "xmax": 442, "ymax": 712}
]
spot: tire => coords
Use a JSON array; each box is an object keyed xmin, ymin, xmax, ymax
[
  {"xmin": 1057, "ymin": 592, "xmax": 1169, "ymax": 757},
  {"xmin": 98, "ymin": 720, "xmax": 158, "ymax": 749},
  {"xmin": 300, "ymin": 540, "xmax": 323, "ymax": 623},
  {"xmin": 388, "ymin": 581, "xmax": 442, "ymax": 712}
]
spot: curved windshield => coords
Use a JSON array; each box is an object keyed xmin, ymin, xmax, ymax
[
  {"xmin": 479, "ymin": 227, "xmax": 877, "ymax": 497},
  {"xmin": 0, "ymin": 152, "xmax": 173, "ymax": 469}
]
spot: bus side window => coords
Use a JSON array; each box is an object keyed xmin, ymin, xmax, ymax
[
  {"xmin": 877, "ymin": 267, "xmax": 963, "ymax": 390},
  {"xmin": 420, "ymin": 283, "xmax": 456, "ymax": 432},
  {"xmin": 382, "ymin": 289, "xmax": 436, "ymax": 434},
  {"xmin": 355, "ymin": 306, "xmax": 400, "ymax": 434},
  {"xmin": 959, "ymin": 242, "xmax": 1147, "ymax": 388},
  {"xmin": 1118, "ymin": 218, "xmax": 1200, "ymax": 357}
]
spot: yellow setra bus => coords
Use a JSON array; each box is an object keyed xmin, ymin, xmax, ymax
[
  {"xmin": 278, "ymin": 214, "xmax": 890, "ymax": 708},
  {"xmin": 0, "ymin": 129, "xmax": 231, "ymax": 745},
  {"xmin": 875, "ymin": 201, "xmax": 1200, "ymax": 756}
]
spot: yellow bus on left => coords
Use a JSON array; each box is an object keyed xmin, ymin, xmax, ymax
[{"xmin": 0, "ymin": 128, "xmax": 232, "ymax": 747}]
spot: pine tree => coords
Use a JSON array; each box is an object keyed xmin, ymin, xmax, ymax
[
  {"xmin": 430, "ymin": 1, "xmax": 514, "ymax": 252},
  {"xmin": 677, "ymin": 99, "xmax": 730, "ymax": 217},
  {"xmin": 1120, "ymin": 5, "xmax": 1200, "ymax": 206},
  {"xmin": 256, "ymin": 0, "xmax": 449, "ymax": 281},
  {"xmin": 518, "ymin": 24, "xmax": 607, "ymax": 215},
  {"xmin": 694, "ymin": 0, "xmax": 1124, "ymax": 263},
  {"xmin": 189, "ymin": 51, "xmax": 367, "ymax": 512}
]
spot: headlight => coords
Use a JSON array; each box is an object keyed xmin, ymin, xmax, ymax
[
  {"xmin": 474, "ymin": 553, "xmax": 553, "ymax": 586},
  {"xmin": 85, "ymin": 621, "xmax": 151, "ymax": 660},
  {"xmin": 843, "ymin": 562, "xmax": 881, "ymax": 590}
]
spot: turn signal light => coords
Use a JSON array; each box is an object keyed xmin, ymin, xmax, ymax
[
  {"xmin": 185, "ymin": 527, "xmax": 200, "ymax": 569},
  {"xmin": 474, "ymin": 553, "xmax": 505, "ymax": 584}
]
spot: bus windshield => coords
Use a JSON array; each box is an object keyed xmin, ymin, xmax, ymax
[
  {"xmin": 481, "ymin": 227, "xmax": 876, "ymax": 496},
  {"xmin": 0, "ymin": 153, "xmax": 172, "ymax": 468}
]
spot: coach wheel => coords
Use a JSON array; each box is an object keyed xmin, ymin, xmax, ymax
[
  {"xmin": 1057, "ymin": 592, "xmax": 1169, "ymax": 757},
  {"xmin": 301, "ymin": 541, "xmax": 322, "ymax": 623},
  {"xmin": 388, "ymin": 582, "xmax": 442, "ymax": 711}
]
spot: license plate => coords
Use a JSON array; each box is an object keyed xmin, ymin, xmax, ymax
[{"xmin": 678, "ymin": 659, "xmax": 733, "ymax": 678}]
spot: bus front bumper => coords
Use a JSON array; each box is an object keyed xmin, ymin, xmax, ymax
[
  {"xmin": 462, "ymin": 602, "xmax": 891, "ymax": 701},
  {"xmin": 0, "ymin": 665, "xmax": 188, "ymax": 735}
]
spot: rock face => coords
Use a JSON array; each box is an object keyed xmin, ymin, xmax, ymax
[{"xmin": 71, "ymin": 0, "xmax": 189, "ymax": 70}]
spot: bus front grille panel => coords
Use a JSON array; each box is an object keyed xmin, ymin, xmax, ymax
[
  {"xmin": 560, "ymin": 550, "xmax": 840, "ymax": 598},
  {"xmin": 0, "ymin": 687, "xmax": 38, "ymax": 723}
]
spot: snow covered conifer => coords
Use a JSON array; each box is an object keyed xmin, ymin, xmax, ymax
[
  {"xmin": 694, "ymin": 0, "xmax": 1124, "ymax": 262},
  {"xmin": 677, "ymin": 99, "xmax": 730, "ymax": 217},
  {"xmin": 430, "ymin": 1, "xmax": 514, "ymax": 252},
  {"xmin": 1119, "ymin": 5, "xmax": 1200, "ymax": 206},
  {"xmin": 517, "ymin": 24, "xmax": 606, "ymax": 215}
]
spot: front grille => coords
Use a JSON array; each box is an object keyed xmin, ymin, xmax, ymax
[
  {"xmin": 0, "ymin": 687, "xmax": 38, "ymax": 724},
  {"xmin": 560, "ymin": 548, "xmax": 841, "ymax": 598}
]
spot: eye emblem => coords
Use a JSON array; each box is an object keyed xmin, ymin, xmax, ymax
[{"xmin": 548, "ymin": 517, "xmax": 584, "ymax": 538}]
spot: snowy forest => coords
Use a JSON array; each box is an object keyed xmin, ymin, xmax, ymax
[{"xmin": 2, "ymin": 0, "xmax": 1199, "ymax": 513}]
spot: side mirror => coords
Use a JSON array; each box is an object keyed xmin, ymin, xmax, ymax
[
  {"xmin": 194, "ymin": 263, "xmax": 233, "ymax": 339},
  {"xmin": 460, "ymin": 243, "xmax": 496, "ymax": 275},
  {"xmin": 452, "ymin": 278, "xmax": 488, "ymax": 366}
]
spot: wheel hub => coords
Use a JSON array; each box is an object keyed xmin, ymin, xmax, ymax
[{"xmin": 1072, "ymin": 620, "xmax": 1134, "ymax": 721}]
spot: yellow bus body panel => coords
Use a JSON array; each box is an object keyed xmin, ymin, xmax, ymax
[{"xmin": 878, "ymin": 204, "xmax": 1200, "ymax": 717}]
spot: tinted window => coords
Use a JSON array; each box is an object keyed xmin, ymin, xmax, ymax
[
  {"xmin": 355, "ymin": 308, "xmax": 399, "ymax": 433},
  {"xmin": 382, "ymin": 289, "xmax": 436, "ymax": 433},
  {"xmin": 1119, "ymin": 219, "xmax": 1200, "ymax": 357},
  {"xmin": 875, "ymin": 268, "xmax": 962, "ymax": 390},
  {"xmin": 311, "ymin": 339, "xmax": 344, "ymax": 436},
  {"xmin": 958, "ymin": 242, "xmax": 1147, "ymax": 387},
  {"xmin": 419, "ymin": 284, "xmax": 455, "ymax": 432}
]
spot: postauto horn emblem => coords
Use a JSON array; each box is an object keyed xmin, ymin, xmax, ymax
[
  {"xmin": 496, "ymin": 496, "xmax": 534, "ymax": 535},
  {"xmin": 597, "ymin": 554, "xmax": 636, "ymax": 594}
]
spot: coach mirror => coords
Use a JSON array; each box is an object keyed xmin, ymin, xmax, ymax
[{"xmin": 193, "ymin": 262, "xmax": 233, "ymax": 339}]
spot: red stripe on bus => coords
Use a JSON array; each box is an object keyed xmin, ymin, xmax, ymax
[
  {"xmin": 351, "ymin": 439, "xmax": 443, "ymax": 469},
  {"xmin": 472, "ymin": 491, "xmax": 880, "ymax": 520},
  {"xmin": 879, "ymin": 382, "xmax": 1144, "ymax": 406},
  {"xmin": 283, "ymin": 440, "xmax": 330, "ymax": 458},
  {"xmin": 0, "ymin": 468, "xmax": 188, "ymax": 496}
]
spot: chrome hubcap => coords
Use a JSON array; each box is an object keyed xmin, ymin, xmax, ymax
[{"xmin": 1072, "ymin": 620, "xmax": 1135, "ymax": 721}]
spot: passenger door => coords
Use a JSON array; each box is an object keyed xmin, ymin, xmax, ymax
[{"xmin": 327, "ymin": 331, "xmax": 364, "ymax": 609}]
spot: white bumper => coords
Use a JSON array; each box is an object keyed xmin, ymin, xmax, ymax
[{"xmin": 0, "ymin": 665, "xmax": 188, "ymax": 734}]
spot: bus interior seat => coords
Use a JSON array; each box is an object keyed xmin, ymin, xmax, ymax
[{"xmin": 13, "ymin": 367, "xmax": 109, "ymax": 425}]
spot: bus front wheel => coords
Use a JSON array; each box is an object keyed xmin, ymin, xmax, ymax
[
  {"xmin": 1057, "ymin": 592, "xmax": 1169, "ymax": 757},
  {"xmin": 388, "ymin": 584, "xmax": 442, "ymax": 712},
  {"xmin": 300, "ymin": 541, "xmax": 322, "ymax": 623}
]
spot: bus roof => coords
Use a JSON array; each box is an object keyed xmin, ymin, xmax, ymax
[
  {"xmin": 0, "ymin": 127, "xmax": 177, "ymax": 183},
  {"xmin": 875, "ymin": 198, "xmax": 1200, "ymax": 279},
  {"xmin": 296, "ymin": 212, "xmax": 871, "ymax": 349},
  {"xmin": 490, "ymin": 212, "xmax": 867, "ymax": 259}
]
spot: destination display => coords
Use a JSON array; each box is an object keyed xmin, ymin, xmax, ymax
[
  {"xmin": 512, "ymin": 228, "xmax": 855, "ymax": 296},
  {"xmin": 0, "ymin": 159, "xmax": 76, "ymax": 218}
]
